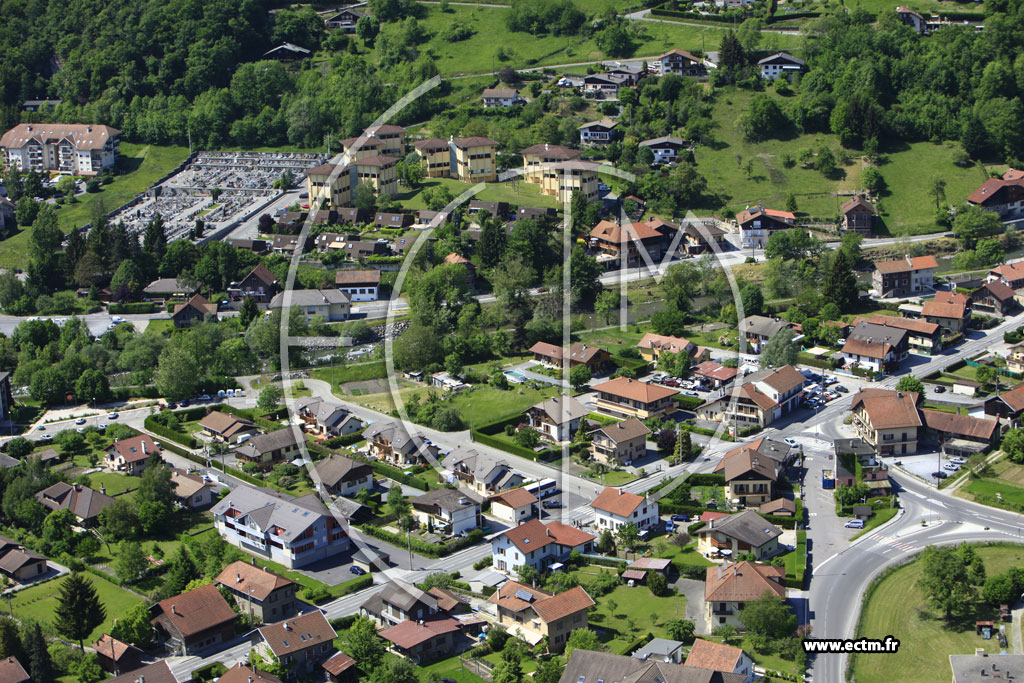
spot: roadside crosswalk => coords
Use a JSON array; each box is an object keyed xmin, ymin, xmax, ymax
[{"xmin": 864, "ymin": 532, "xmax": 916, "ymax": 552}]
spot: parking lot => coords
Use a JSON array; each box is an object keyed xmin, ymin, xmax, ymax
[{"xmin": 885, "ymin": 450, "xmax": 967, "ymax": 484}]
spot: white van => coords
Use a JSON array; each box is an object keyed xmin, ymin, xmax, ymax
[{"xmin": 844, "ymin": 519, "xmax": 865, "ymax": 529}]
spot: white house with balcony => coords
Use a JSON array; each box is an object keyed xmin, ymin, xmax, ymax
[{"xmin": 591, "ymin": 487, "xmax": 659, "ymax": 531}]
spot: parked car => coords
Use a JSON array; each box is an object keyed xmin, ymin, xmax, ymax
[
  {"xmin": 949, "ymin": 457, "xmax": 966, "ymax": 464},
  {"xmin": 784, "ymin": 438, "xmax": 799, "ymax": 449},
  {"xmin": 933, "ymin": 471, "xmax": 948, "ymax": 479},
  {"xmin": 844, "ymin": 519, "xmax": 865, "ymax": 529},
  {"xmin": 99, "ymin": 423, "xmax": 108, "ymax": 430},
  {"xmin": 836, "ymin": 385, "xmax": 849, "ymax": 393},
  {"xmin": 542, "ymin": 500, "xmax": 563, "ymax": 509},
  {"xmin": 41, "ymin": 433, "xmax": 51, "ymax": 440},
  {"xmin": 75, "ymin": 418, "xmax": 86, "ymax": 425},
  {"xmin": 349, "ymin": 566, "xmax": 366, "ymax": 575},
  {"xmin": 107, "ymin": 412, "xmax": 119, "ymax": 419},
  {"xmin": 670, "ymin": 514, "xmax": 688, "ymax": 522},
  {"xmin": 934, "ymin": 385, "xmax": 946, "ymax": 393},
  {"xmin": 682, "ymin": 390, "xmax": 700, "ymax": 397},
  {"xmin": 943, "ymin": 463, "xmax": 960, "ymax": 471}
]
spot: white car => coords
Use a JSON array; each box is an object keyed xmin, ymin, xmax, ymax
[
  {"xmin": 107, "ymin": 412, "xmax": 119, "ymax": 419},
  {"xmin": 111, "ymin": 316, "xmax": 124, "ymax": 324},
  {"xmin": 943, "ymin": 463, "xmax": 960, "ymax": 471},
  {"xmin": 784, "ymin": 438, "xmax": 799, "ymax": 449},
  {"xmin": 949, "ymin": 457, "xmax": 966, "ymax": 464},
  {"xmin": 98, "ymin": 423, "xmax": 108, "ymax": 429},
  {"xmin": 40, "ymin": 433, "xmax": 51, "ymax": 440},
  {"xmin": 75, "ymin": 417, "xmax": 86, "ymax": 425}
]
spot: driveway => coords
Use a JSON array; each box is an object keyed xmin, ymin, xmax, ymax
[
  {"xmin": 674, "ymin": 577, "xmax": 708, "ymax": 635},
  {"xmin": 511, "ymin": 361, "xmax": 564, "ymax": 386}
]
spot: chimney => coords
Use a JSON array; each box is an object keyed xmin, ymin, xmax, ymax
[
  {"xmin": 545, "ymin": 143, "xmax": 549, "ymax": 151},
  {"xmin": 978, "ymin": 649, "xmax": 987, "ymax": 657},
  {"xmin": 236, "ymin": 572, "xmax": 242, "ymax": 583},
  {"xmin": 171, "ymin": 605, "xmax": 177, "ymax": 615},
  {"xmin": 546, "ymin": 528, "xmax": 551, "ymax": 537},
  {"xmin": 101, "ymin": 486, "xmax": 106, "ymax": 495},
  {"xmin": 251, "ymin": 556, "xmax": 256, "ymax": 565},
  {"xmin": 284, "ymin": 622, "xmax": 293, "ymax": 631}
]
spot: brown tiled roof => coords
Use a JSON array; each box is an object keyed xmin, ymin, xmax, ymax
[
  {"xmin": 840, "ymin": 195, "xmax": 876, "ymax": 215},
  {"xmin": 169, "ymin": 468, "xmax": 212, "ymax": 500},
  {"xmin": 637, "ymin": 333, "xmax": 694, "ymax": 355},
  {"xmin": 380, "ymin": 617, "xmax": 460, "ymax": 649},
  {"xmin": 154, "ymin": 583, "xmax": 236, "ymax": 637},
  {"xmin": 245, "ymin": 263, "xmax": 278, "ymax": 286},
  {"xmin": 453, "ymin": 136, "xmax": 497, "ymax": 148},
  {"xmin": 215, "ymin": 561, "xmax": 294, "ymax": 601},
  {"xmin": 922, "ymin": 300, "xmax": 967, "ymax": 320},
  {"xmin": 413, "ymin": 137, "xmax": 449, "ymax": 151},
  {"xmin": 722, "ymin": 449, "xmax": 777, "ymax": 482},
  {"xmin": 355, "ymin": 154, "xmax": 398, "ymax": 167},
  {"xmin": 738, "ymin": 383, "xmax": 777, "ymax": 411},
  {"xmin": 335, "ymin": 269, "xmax": 381, "ymax": 286},
  {"xmin": 307, "ymin": 162, "xmax": 343, "ymax": 175},
  {"xmin": 593, "ymin": 417, "xmax": 650, "ymax": 443},
  {"xmin": 592, "ymin": 487, "xmax": 647, "ymax": 517},
  {"xmin": 698, "ymin": 509, "xmax": 782, "ymax": 547},
  {"xmin": 991, "ymin": 261, "xmax": 1024, "ymax": 281},
  {"xmin": 520, "ymin": 144, "xmax": 582, "ymax": 159},
  {"xmin": 322, "ymin": 652, "xmax": 356, "ymax": 677},
  {"xmin": 94, "ymin": 635, "xmax": 141, "ymax": 663},
  {"xmin": 693, "ymin": 361, "xmax": 739, "ymax": 382},
  {"xmin": 427, "ymin": 586, "xmax": 469, "ymax": 612},
  {"xmin": 110, "ymin": 435, "xmax": 159, "ymax": 464},
  {"xmin": 859, "ymin": 315, "xmax": 939, "ymax": 336},
  {"xmin": 545, "ymin": 521, "xmax": 596, "ymax": 547},
  {"xmin": 367, "ymin": 124, "xmax": 406, "ymax": 135},
  {"xmin": 758, "ymin": 365, "xmax": 805, "ymax": 393},
  {"xmin": 569, "ymin": 342, "xmax": 606, "ymax": 363},
  {"xmin": 759, "ymin": 498, "xmax": 797, "ymax": 516},
  {"xmin": 841, "ymin": 337, "xmax": 893, "ymax": 360},
  {"xmin": 490, "ymin": 487, "xmax": 538, "ymax": 509},
  {"xmin": 660, "ymin": 48, "xmax": 700, "ymax": 61},
  {"xmin": 529, "ymin": 341, "xmax": 562, "ymax": 358},
  {"xmin": 218, "ymin": 665, "xmax": 283, "ymax": 683},
  {"xmin": 444, "ymin": 252, "xmax": 472, "ymax": 265},
  {"xmin": 482, "ymin": 88, "xmax": 519, "ymax": 98},
  {"xmin": 628, "ymin": 558, "xmax": 672, "ymax": 571},
  {"xmin": 0, "ymin": 123, "xmax": 119, "ymax": 150},
  {"xmin": 532, "ymin": 585, "xmax": 595, "ymax": 622},
  {"xmin": 735, "ymin": 206, "xmax": 795, "ymax": 225},
  {"xmin": 700, "ymin": 511, "xmax": 730, "ymax": 523},
  {"xmin": 704, "ymin": 561, "xmax": 785, "ymax": 603},
  {"xmin": 980, "ymin": 280, "xmax": 1016, "ymax": 301},
  {"xmin": 107, "ymin": 661, "xmax": 176, "ymax": 683},
  {"xmin": 499, "ymin": 519, "xmax": 593, "ymax": 554},
  {"xmin": 595, "ymin": 376, "xmax": 679, "ymax": 403},
  {"xmin": 874, "ymin": 255, "xmax": 938, "ymax": 274},
  {"xmin": 591, "ymin": 220, "xmax": 663, "ymax": 244},
  {"xmin": 173, "ymin": 294, "xmax": 217, "ymax": 318},
  {"xmin": 968, "ymin": 177, "xmax": 1024, "ymax": 205},
  {"xmin": 684, "ymin": 639, "xmax": 744, "ymax": 673},
  {"xmin": 0, "ymin": 548, "xmax": 45, "ymax": 574},
  {"xmin": 850, "ymin": 389, "xmax": 922, "ymax": 429},
  {"xmin": 259, "ymin": 611, "xmax": 336, "ymax": 657},
  {"xmin": 35, "ymin": 483, "xmax": 115, "ymax": 521},
  {"xmin": 996, "ymin": 384, "xmax": 1024, "ymax": 413},
  {"xmin": 921, "ymin": 409, "xmax": 998, "ymax": 440}
]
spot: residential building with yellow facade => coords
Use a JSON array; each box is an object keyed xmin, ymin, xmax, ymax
[
  {"xmin": 412, "ymin": 138, "xmax": 451, "ymax": 178},
  {"xmin": 365, "ymin": 124, "xmax": 406, "ymax": 156},
  {"xmin": 488, "ymin": 581, "xmax": 594, "ymax": 650},
  {"xmin": 519, "ymin": 144, "xmax": 599, "ymax": 202},
  {"xmin": 451, "ymin": 136, "xmax": 497, "ymax": 182},
  {"xmin": 305, "ymin": 161, "xmax": 354, "ymax": 208},
  {"xmin": 355, "ymin": 155, "xmax": 398, "ymax": 196},
  {"xmin": 340, "ymin": 136, "xmax": 383, "ymax": 161}
]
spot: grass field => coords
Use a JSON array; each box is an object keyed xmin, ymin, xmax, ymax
[
  {"xmin": 405, "ymin": 5, "xmax": 803, "ymax": 77},
  {"xmin": 419, "ymin": 654, "xmax": 488, "ymax": 683},
  {"xmin": 651, "ymin": 537, "xmax": 715, "ymax": 567},
  {"xmin": 9, "ymin": 572, "xmax": 144, "ymax": 644},
  {"xmin": 447, "ymin": 383, "xmax": 561, "ymax": 424},
  {"xmin": 958, "ymin": 458, "xmax": 1024, "ymax": 512},
  {"xmin": 695, "ymin": 88, "xmax": 991, "ymax": 235},
  {"xmin": 581, "ymin": 569, "xmax": 687, "ymax": 653},
  {"xmin": 853, "ymin": 544, "xmax": 1024, "ymax": 683},
  {"xmin": 0, "ymin": 143, "xmax": 189, "ymax": 270},
  {"xmin": 394, "ymin": 176, "xmax": 561, "ymax": 211},
  {"xmin": 310, "ymin": 360, "xmax": 389, "ymax": 389},
  {"xmin": 85, "ymin": 471, "xmax": 139, "ymax": 496},
  {"xmin": 850, "ymin": 507, "xmax": 899, "ymax": 540}
]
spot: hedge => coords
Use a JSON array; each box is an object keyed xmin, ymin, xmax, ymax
[
  {"xmin": 357, "ymin": 525, "xmax": 485, "ymax": 558},
  {"xmin": 144, "ymin": 416, "xmax": 198, "ymax": 448},
  {"xmin": 690, "ymin": 473, "xmax": 725, "ymax": 486},
  {"xmin": 471, "ymin": 414, "xmax": 560, "ymax": 461},
  {"xmin": 337, "ymin": 573, "xmax": 373, "ymax": 597},
  {"xmin": 329, "ymin": 615, "xmax": 359, "ymax": 632},
  {"xmin": 152, "ymin": 435, "xmax": 267, "ymax": 488},
  {"xmin": 674, "ymin": 564, "xmax": 707, "ymax": 579},
  {"xmin": 620, "ymin": 633, "xmax": 654, "ymax": 656},
  {"xmin": 581, "ymin": 555, "xmax": 628, "ymax": 568},
  {"xmin": 687, "ymin": 521, "xmax": 706, "ymax": 535},
  {"xmin": 738, "ymin": 425, "xmax": 763, "ymax": 438},
  {"xmin": 673, "ymin": 395, "xmax": 703, "ymax": 411},
  {"xmin": 108, "ymin": 302, "xmax": 158, "ymax": 314},
  {"xmin": 111, "ymin": 386, "xmax": 161, "ymax": 401},
  {"xmin": 679, "ymin": 423, "xmax": 734, "ymax": 441},
  {"xmin": 322, "ymin": 432, "xmax": 364, "ymax": 449}
]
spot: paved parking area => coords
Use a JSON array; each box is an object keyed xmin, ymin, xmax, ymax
[{"xmin": 883, "ymin": 450, "xmax": 963, "ymax": 484}]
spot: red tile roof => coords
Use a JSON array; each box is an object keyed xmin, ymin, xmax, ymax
[
  {"xmin": 684, "ymin": 639, "xmax": 744, "ymax": 673},
  {"xmin": 704, "ymin": 561, "xmax": 785, "ymax": 603},
  {"xmin": 591, "ymin": 220, "xmax": 663, "ymax": 244},
  {"xmin": 322, "ymin": 652, "xmax": 356, "ymax": 677},
  {"xmin": 874, "ymin": 255, "xmax": 938, "ymax": 274},
  {"xmin": 922, "ymin": 299, "xmax": 967, "ymax": 320},
  {"xmin": 851, "ymin": 389, "xmax": 922, "ymax": 430},
  {"xmin": 217, "ymin": 665, "xmax": 283, "ymax": 683},
  {"xmin": 637, "ymin": 333, "xmax": 695, "ymax": 355},
  {"xmin": 594, "ymin": 376, "xmax": 679, "ymax": 403},
  {"xmin": 259, "ymin": 611, "xmax": 336, "ymax": 657},
  {"xmin": 380, "ymin": 618, "xmax": 460, "ymax": 649},
  {"xmin": 592, "ymin": 487, "xmax": 647, "ymax": 517},
  {"xmin": 153, "ymin": 584, "xmax": 236, "ymax": 638},
  {"xmin": 921, "ymin": 409, "xmax": 998, "ymax": 440},
  {"xmin": 498, "ymin": 519, "xmax": 594, "ymax": 554},
  {"xmin": 490, "ymin": 487, "xmax": 538, "ymax": 509},
  {"xmin": 488, "ymin": 581, "xmax": 594, "ymax": 623},
  {"xmin": 215, "ymin": 561, "xmax": 294, "ymax": 601}
]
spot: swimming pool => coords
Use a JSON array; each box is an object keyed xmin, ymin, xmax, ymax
[{"xmin": 503, "ymin": 370, "xmax": 527, "ymax": 384}]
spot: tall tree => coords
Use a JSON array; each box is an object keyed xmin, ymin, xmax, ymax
[
  {"xmin": 54, "ymin": 573, "xmax": 106, "ymax": 651},
  {"xmin": 115, "ymin": 541, "xmax": 148, "ymax": 585},
  {"xmin": 823, "ymin": 250, "xmax": 858, "ymax": 312},
  {"xmin": 142, "ymin": 214, "xmax": 168, "ymax": 261},
  {"xmin": 347, "ymin": 617, "xmax": 385, "ymax": 670},
  {"xmin": 917, "ymin": 545, "xmax": 976, "ymax": 619},
  {"xmin": 478, "ymin": 214, "xmax": 507, "ymax": 268},
  {"xmin": 26, "ymin": 623, "xmax": 53, "ymax": 683},
  {"xmin": 759, "ymin": 328, "xmax": 799, "ymax": 368}
]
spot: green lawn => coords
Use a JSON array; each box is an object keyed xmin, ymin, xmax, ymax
[
  {"xmin": 310, "ymin": 361, "xmax": 389, "ymax": 389},
  {"xmin": 853, "ymin": 544, "xmax": 1024, "ymax": 683},
  {"xmin": 447, "ymin": 383, "xmax": 561, "ymax": 425},
  {"xmin": 850, "ymin": 507, "xmax": 899, "ymax": 540},
  {"xmin": 419, "ymin": 653, "xmax": 489, "ymax": 683},
  {"xmin": 959, "ymin": 459, "xmax": 1024, "ymax": 512},
  {"xmin": 9, "ymin": 572, "xmax": 143, "ymax": 644},
  {"xmin": 586, "ymin": 579, "xmax": 687, "ymax": 654},
  {"xmin": 394, "ymin": 176, "xmax": 561, "ymax": 211},
  {"xmin": 651, "ymin": 538, "xmax": 715, "ymax": 567},
  {"xmin": 582, "ymin": 468, "xmax": 637, "ymax": 486},
  {"xmin": 85, "ymin": 471, "xmax": 139, "ymax": 496},
  {"xmin": 574, "ymin": 328, "xmax": 647, "ymax": 356},
  {"xmin": 0, "ymin": 143, "xmax": 189, "ymax": 269},
  {"xmin": 694, "ymin": 89, "xmax": 992, "ymax": 235},
  {"xmin": 402, "ymin": 5, "xmax": 803, "ymax": 77}
]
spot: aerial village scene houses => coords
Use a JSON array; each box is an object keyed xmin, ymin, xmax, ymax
[{"xmin": 6, "ymin": 3, "xmax": 1024, "ymax": 682}]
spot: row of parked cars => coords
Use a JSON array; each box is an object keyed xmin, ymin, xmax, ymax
[
  {"xmin": 799, "ymin": 373, "xmax": 850, "ymax": 409},
  {"xmin": 648, "ymin": 372, "xmax": 706, "ymax": 397}
]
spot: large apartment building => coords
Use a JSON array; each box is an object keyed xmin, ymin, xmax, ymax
[
  {"xmin": 450, "ymin": 136, "xmax": 497, "ymax": 182},
  {"xmin": 519, "ymin": 144, "xmax": 598, "ymax": 202},
  {"xmin": 1, "ymin": 123, "xmax": 120, "ymax": 175}
]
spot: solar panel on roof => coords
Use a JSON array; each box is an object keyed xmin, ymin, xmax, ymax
[{"xmin": 515, "ymin": 589, "xmax": 534, "ymax": 602}]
